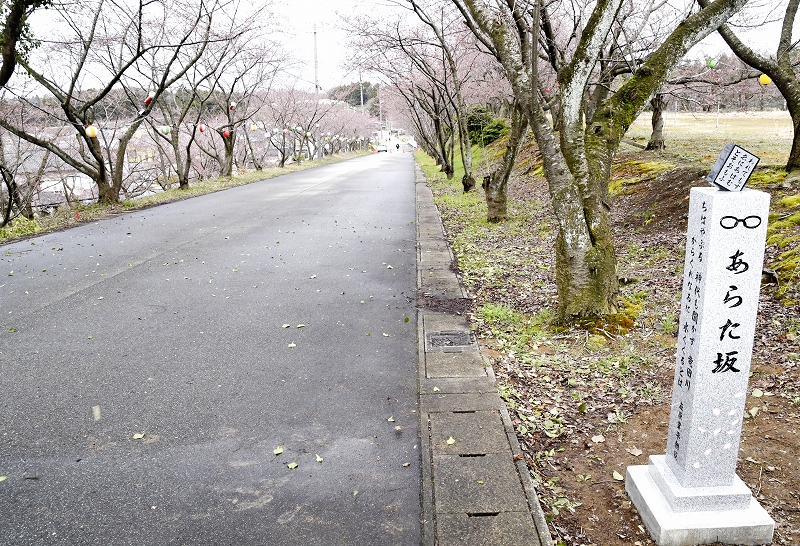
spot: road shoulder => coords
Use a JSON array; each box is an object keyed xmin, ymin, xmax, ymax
[{"xmin": 415, "ymin": 163, "xmax": 553, "ymax": 546}]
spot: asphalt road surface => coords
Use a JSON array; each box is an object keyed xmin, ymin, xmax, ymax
[{"xmin": 0, "ymin": 151, "xmax": 420, "ymax": 545}]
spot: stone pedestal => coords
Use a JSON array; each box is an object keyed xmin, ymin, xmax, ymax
[{"xmin": 627, "ymin": 187, "xmax": 775, "ymax": 546}]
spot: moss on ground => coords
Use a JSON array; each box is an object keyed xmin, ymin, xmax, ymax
[{"xmin": 608, "ymin": 159, "xmax": 675, "ymax": 197}]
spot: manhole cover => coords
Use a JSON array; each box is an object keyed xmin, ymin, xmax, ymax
[{"xmin": 425, "ymin": 331, "xmax": 474, "ymax": 352}]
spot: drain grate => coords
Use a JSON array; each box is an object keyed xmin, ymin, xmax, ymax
[{"xmin": 425, "ymin": 331, "xmax": 474, "ymax": 352}]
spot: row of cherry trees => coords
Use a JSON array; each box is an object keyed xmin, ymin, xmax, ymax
[
  {"xmin": 352, "ymin": 0, "xmax": 796, "ymax": 321},
  {"xmin": 0, "ymin": 0, "xmax": 373, "ymax": 220}
]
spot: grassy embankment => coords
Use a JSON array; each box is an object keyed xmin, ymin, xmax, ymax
[
  {"xmin": 417, "ymin": 111, "xmax": 799, "ymax": 545},
  {"xmin": 0, "ymin": 151, "xmax": 368, "ymax": 243}
]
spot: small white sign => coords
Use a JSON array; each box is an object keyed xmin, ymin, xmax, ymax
[{"xmin": 706, "ymin": 143, "xmax": 760, "ymax": 192}]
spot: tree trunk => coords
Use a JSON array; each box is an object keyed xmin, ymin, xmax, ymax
[
  {"xmin": 1, "ymin": 166, "xmax": 12, "ymax": 226},
  {"xmin": 646, "ymin": 93, "xmax": 668, "ymax": 150},
  {"xmin": 458, "ymin": 115, "xmax": 475, "ymax": 191},
  {"xmin": 483, "ymin": 178, "xmax": 506, "ymax": 222},
  {"xmin": 483, "ymin": 104, "xmax": 528, "ymax": 222},
  {"xmin": 779, "ymin": 86, "xmax": 800, "ymax": 178},
  {"xmin": 177, "ymin": 136, "xmax": 191, "ymax": 190},
  {"xmin": 221, "ymin": 133, "xmax": 235, "ymax": 176},
  {"xmin": 455, "ymin": 0, "xmax": 748, "ymax": 320},
  {"xmin": 462, "ymin": 173, "xmax": 476, "ymax": 192},
  {"xmin": 788, "ymin": 115, "xmax": 800, "ymax": 179},
  {"xmin": 95, "ymin": 161, "xmax": 116, "ymax": 204},
  {"xmin": 0, "ymin": 164, "xmax": 26, "ymax": 225}
]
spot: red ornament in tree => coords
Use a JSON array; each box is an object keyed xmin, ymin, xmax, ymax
[
  {"xmin": 229, "ymin": 102, "xmax": 236, "ymax": 111},
  {"xmin": 144, "ymin": 91, "xmax": 155, "ymax": 106},
  {"xmin": 198, "ymin": 124, "xmax": 205, "ymax": 133},
  {"xmin": 223, "ymin": 130, "xmax": 231, "ymax": 138}
]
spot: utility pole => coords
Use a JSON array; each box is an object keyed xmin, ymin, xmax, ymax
[
  {"xmin": 314, "ymin": 24, "xmax": 318, "ymax": 94},
  {"xmin": 359, "ymin": 71, "xmax": 364, "ymax": 115},
  {"xmin": 314, "ymin": 23, "xmax": 322, "ymax": 159}
]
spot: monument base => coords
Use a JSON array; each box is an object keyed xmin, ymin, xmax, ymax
[
  {"xmin": 648, "ymin": 455, "xmax": 752, "ymax": 512},
  {"xmin": 626, "ymin": 463, "xmax": 774, "ymax": 546}
]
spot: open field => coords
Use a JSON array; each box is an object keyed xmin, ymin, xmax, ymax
[
  {"xmin": 626, "ymin": 110, "xmax": 793, "ymax": 167},
  {"xmin": 419, "ymin": 111, "xmax": 800, "ymax": 546}
]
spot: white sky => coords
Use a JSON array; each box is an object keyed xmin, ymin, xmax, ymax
[
  {"xmin": 272, "ymin": 0, "xmax": 793, "ymax": 88},
  {"xmin": 689, "ymin": 0, "xmax": 798, "ymax": 62},
  {"xmin": 25, "ymin": 0, "xmax": 795, "ymax": 92},
  {"xmin": 269, "ymin": 0, "xmax": 370, "ymax": 91}
]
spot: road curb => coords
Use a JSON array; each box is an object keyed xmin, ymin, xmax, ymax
[{"xmin": 415, "ymin": 163, "xmax": 553, "ymax": 546}]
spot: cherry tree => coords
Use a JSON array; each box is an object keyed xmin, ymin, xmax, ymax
[
  {"xmin": 0, "ymin": 0, "xmax": 220, "ymax": 203},
  {"xmin": 193, "ymin": 39, "xmax": 279, "ymax": 177},
  {"xmin": 0, "ymin": 0, "xmax": 50, "ymax": 88},
  {"xmin": 147, "ymin": 1, "xmax": 278, "ymax": 186},
  {"xmin": 452, "ymin": 0, "xmax": 748, "ymax": 319},
  {"xmin": 699, "ymin": 0, "xmax": 800, "ymax": 178},
  {"xmin": 345, "ymin": 2, "xmax": 482, "ymax": 190}
]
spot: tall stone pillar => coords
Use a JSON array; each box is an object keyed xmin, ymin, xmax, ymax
[{"xmin": 626, "ymin": 186, "xmax": 775, "ymax": 546}]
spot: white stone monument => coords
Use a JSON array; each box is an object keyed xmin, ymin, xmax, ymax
[{"xmin": 626, "ymin": 152, "xmax": 775, "ymax": 545}]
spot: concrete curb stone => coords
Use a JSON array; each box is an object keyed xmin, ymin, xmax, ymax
[{"xmin": 415, "ymin": 163, "xmax": 553, "ymax": 546}]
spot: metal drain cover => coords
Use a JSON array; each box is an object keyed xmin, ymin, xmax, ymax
[{"xmin": 425, "ymin": 331, "xmax": 474, "ymax": 352}]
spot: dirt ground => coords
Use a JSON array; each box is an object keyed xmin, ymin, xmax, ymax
[{"xmin": 424, "ymin": 128, "xmax": 800, "ymax": 546}]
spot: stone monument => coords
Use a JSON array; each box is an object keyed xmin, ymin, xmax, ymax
[{"xmin": 626, "ymin": 144, "xmax": 775, "ymax": 546}]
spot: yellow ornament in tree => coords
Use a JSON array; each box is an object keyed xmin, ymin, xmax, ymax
[
  {"xmin": 759, "ymin": 74, "xmax": 772, "ymax": 85},
  {"xmin": 85, "ymin": 125, "xmax": 98, "ymax": 138}
]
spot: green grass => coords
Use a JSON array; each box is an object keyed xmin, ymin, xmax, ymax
[
  {"xmin": 0, "ymin": 217, "xmax": 42, "ymax": 239},
  {"xmin": 625, "ymin": 111, "xmax": 793, "ymax": 166},
  {"xmin": 764, "ymin": 190, "xmax": 800, "ymax": 302}
]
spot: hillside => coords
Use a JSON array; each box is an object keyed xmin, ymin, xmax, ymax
[{"xmin": 419, "ymin": 110, "xmax": 799, "ymax": 546}]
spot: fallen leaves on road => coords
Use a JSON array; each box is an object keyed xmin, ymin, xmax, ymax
[
  {"xmin": 316, "ymin": 454, "xmax": 323, "ymax": 463},
  {"xmin": 273, "ymin": 446, "xmax": 284, "ymax": 455},
  {"xmin": 132, "ymin": 433, "xmax": 145, "ymax": 440},
  {"xmin": 446, "ymin": 436, "xmax": 456, "ymax": 445},
  {"xmin": 612, "ymin": 470, "xmax": 625, "ymax": 481},
  {"xmin": 288, "ymin": 343, "xmax": 296, "ymax": 348},
  {"xmin": 287, "ymin": 462, "xmax": 298, "ymax": 469}
]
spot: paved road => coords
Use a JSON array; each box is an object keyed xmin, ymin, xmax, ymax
[{"xmin": 0, "ymin": 152, "xmax": 420, "ymax": 545}]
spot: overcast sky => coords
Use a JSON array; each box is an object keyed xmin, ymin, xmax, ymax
[
  {"xmin": 269, "ymin": 0, "xmax": 371, "ymax": 91},
  {"xmin": 274, "ymin": 0, "xmax": 793, "ymax": 91},
  {"xmin": 26, "ymin": 0, "xmax": 795, "ymax": 92}
]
